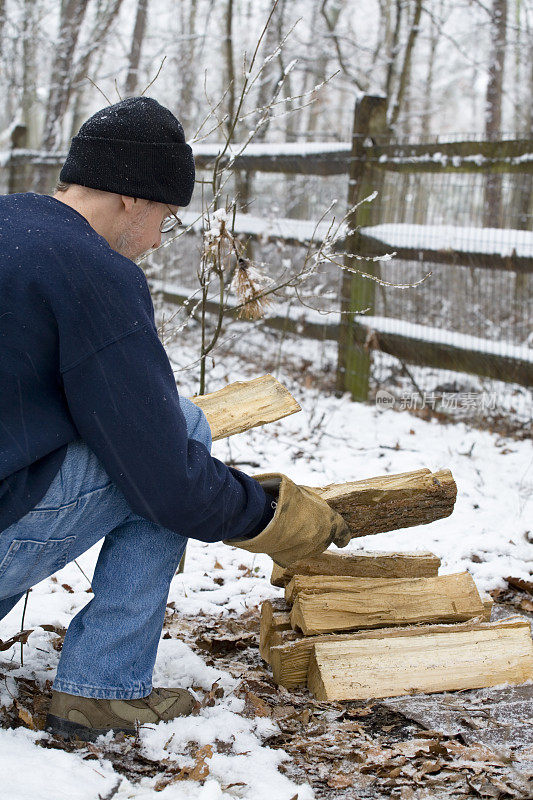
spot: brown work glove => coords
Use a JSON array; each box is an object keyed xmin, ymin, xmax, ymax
[{"xmin": 223, "ymin": 473, "xmax": 351, "ymax": 568}]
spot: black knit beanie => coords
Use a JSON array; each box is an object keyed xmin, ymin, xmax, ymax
[{"xmin": 59, "ymin": 96, "xmax": 195, "ymax": 206}]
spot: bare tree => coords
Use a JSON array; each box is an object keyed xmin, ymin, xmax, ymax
[
  {"xmin": 40, "ymin": 1, "xmax": 88, "ymax": 151},
  {"xmin": 34, "ymin": 0, "xmax": 88, "ymax": 192},
  {"xmin": 70, "ymin": 0, "xmax": 124, "ymax": 106},
  {"xmin": 33, "ymin": 0, "xmax": 124, "ymax": 190},
  {"xmin": 421, "ymin": 0, "xmax": 444, "ymax": 139},
  {"xmin": 483, "ymin": 0, "xmax": 507, "ymax": 226},
  {"xmin": 223, "ymin": 0, "xmax": 236, "ymax": 139},
  {"xmin": 177, "ymin": 0, "xmax": 202, "ymax": 126},
  {"xmin": 389, "ymin": 0, "xmax": 424, "ymax": 132},
  {"xmin": 21, "ymin": 0, "xmax": 39, "ymax": 144},
  {"xmin": 0, "ymin": 0, "xmax": 5, "ymax": 60},
  {"xmin": 124, "ymin": 0, "xmax": 150, "ymax": 96}
]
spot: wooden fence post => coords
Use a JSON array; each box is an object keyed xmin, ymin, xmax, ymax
[{"xmin": 336, "ymin": 95, "xmax": 388, "ymax": 401}]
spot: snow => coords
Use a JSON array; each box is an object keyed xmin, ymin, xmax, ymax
[
  {"xmin": 140, "ymin": 705, "xmax": 311, "ymax": 800},
  {"xmin": 353, "ymin": 315, "xmax": 533, "ymax": 363},
  {"xmin": 179, "ymin": 209, "xmax": 338, "ymax": 244},
  {"xmin": 0, "ymin": 727, "xmax": 118, "ymax": 800},
  {"xmin": 367, "ymin": 223, "xmax": 533, "ymax": 259},
  {"xmin": 178, "ymin": 210, "xmax": 533, "ymax": 259},
  {"xmin": 191, "ymin": 141, "xmax": 350, "ymax": 156}
]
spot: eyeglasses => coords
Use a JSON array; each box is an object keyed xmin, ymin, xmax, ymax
[{"xmin": 160, "ymin": 207, "xmax": 183, "ymax": 234}]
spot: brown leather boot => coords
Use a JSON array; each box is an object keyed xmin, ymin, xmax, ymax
[
  {"xmin": 46, "ymin": 687, "xmax": 196, "ymax": 741},
  {"xmin": 224, "ymin": 472, "xmax": 351, "ymax": 568}
]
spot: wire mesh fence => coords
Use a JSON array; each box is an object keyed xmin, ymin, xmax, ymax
[{"xmin": 1, "ymin": 128, "xmax": 531, "ymax": 430}]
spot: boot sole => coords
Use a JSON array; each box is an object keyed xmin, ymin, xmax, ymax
[{"xmin": 45, "ymin": 713, "xmax": 136, "ymax": 742}]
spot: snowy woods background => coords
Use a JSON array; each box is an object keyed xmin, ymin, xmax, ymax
[
  {"xmin": 0, "ymin": 0, "xmax": 532, "ymax": 147},
  {"xmin": 0, "ymin": 0, "xmax": 531, "ymax": 428}
]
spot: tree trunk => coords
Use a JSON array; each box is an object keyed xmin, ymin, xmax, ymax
[
  {"xmin": 483, "ymin": 0, "xmax": 507, "ymax": 227},
  {"xmin": 0, "ymin": 0, "xmax": 6, "ymax": 61},
  {"xmin": 178, "ymin": 0, "xmax": 200, "ymax": 126},
  {"xmin": 124, "ymin": 0, "xmax": 149, "ymax": 96},
  {"xmin": 223, "ymin": 0, "xmax": 235, "ymax": 138},
  {"xmin": 41, "ymin": 0, "xmax": 88, "ymax": 149},
  {"xmin": 21, "ymin": 0, "xmax": 39, "ymax": 148},
  {"xmin": 68, "ymin": 0, "xmax": 124, "ymax": 137},
  {"xmin": 389, "ymin": 0, "xmax": 423, "ymax": 131},
  {"xmin": 35, "ymin": 0, "xmax": 88, "ymax": 193},
  {"xmin": 421, "ymin": 2, "xmax": 440, "ymax": 139}
]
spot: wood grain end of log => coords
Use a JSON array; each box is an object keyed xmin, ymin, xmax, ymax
[
  {"xmin": 307, "ymin": 647, "xmax": 327, "ymax": 701},
  {"xmin": 289, "ymin": 598, "xmax": 307, "ymax": 636}
]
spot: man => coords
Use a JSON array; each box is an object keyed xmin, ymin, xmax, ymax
[{"xmin": 0, "ymin": 96, "xmax": 350, "ymax": 741}]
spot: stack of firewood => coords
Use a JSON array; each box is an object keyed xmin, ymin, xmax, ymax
[
  {"xmin": 192, "ymin": 374, "xmax": 533, "ymax": 702},
  {"xmin": 259, "ymin": 472, "xmax": 533, "ymax": 701}
]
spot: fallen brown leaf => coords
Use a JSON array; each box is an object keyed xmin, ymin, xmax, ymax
[
  {"xmin": 198, "ymin": 680, "xmax": 225, "ymax": 709},
  {"xmin": 0, "ymin": 630, "xmax": 34, "ymax": 651},
  {"xmin": 327, "ymin": 772, "xmax": 354, "ymax": 788},
  {"xmin": 419, "ymin": 759, "xmax": 443, "ymax": 775},
  {"xmin": 506, "ymin": 577, "xmax": 533, "ymax": 595},
  {"xmin": 243, "ymin": 691, "xmax": 272, "ymax": 718},
  {"xmin": 154, "ymin": 744, "xmax": 213, "ymax": 790},
  {"xmin": 195, "ymin": 631, "xmax": 255, "ymax": 655}
]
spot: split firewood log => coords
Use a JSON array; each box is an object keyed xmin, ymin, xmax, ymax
[
  {"xmin": 288, "ymin": 572, "xmax": 484, "ymax": 635},
  {"xmin": 270, "ymin": 616, "xmax": 530, "ymax": 690},
  {"xmin": 191, "ymin": 374, "xmax": 300, "ymax": 441},
  {"xmin": 307, "ymin": 617, "xmax": 533, "ymax": 701}
]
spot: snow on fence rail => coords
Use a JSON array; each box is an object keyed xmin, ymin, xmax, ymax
[
  {"xmin": 177, "ymin": 211, "xmax": 533, "ymax": 274},
  {"xmin": 2, "ymin": 135, "xmax": 532, "ymax": 181},
  {"xmin": 2, "ymin": 115, "xmax": 531, "ymax": 400}
]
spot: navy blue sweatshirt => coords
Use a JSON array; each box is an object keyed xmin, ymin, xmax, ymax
[{"xmin": 0, "ymin": 192, "xmax": 274, "ymax": 540}]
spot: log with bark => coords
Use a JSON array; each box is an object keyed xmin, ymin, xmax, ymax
[
  {"xmin": 307, "ymin": 617, "xmax": 533, "ymax": 701},
  {"xmin": 310, "ymin": 468, "xmax": 457, "ymax": 538},
  {"xmin": 270, "ymin": 550, "xmax": 441, "ymax": 587}
]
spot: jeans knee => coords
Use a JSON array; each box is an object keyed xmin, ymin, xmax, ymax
[{"xmin": 178, "ymin": 396, "xmax": 212, "ymax": 451}]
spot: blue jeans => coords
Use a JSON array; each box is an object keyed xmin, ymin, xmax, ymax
[{"xmin": 0, "ymin": 397, "xmax": 212, "ymax": 699}]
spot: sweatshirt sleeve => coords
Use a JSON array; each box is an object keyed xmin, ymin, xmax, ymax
[{"xmin": 60, "ymin": 320, "xmax": 272, "ymax": 543}]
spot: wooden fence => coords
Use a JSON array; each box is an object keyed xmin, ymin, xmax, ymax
[{"xmin": 2, "ymin": 102, "xmax": 532, "ymax": 398}]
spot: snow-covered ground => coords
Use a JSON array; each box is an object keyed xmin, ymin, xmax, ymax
[{"xmin": 0, "ymin": 309, "xmax": 531, "ymax": 799}]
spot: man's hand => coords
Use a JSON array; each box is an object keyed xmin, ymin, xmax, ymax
[{"xmin": 223, "ymin": 473, "xmax": 351, "ymax": 568}]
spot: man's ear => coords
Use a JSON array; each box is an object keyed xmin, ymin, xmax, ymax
[{"xmin": 120, "ymin": 195, "xmax": 136, "ymax": 213}]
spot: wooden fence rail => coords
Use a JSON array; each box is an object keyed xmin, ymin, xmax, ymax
[
  {"xmin": 2, "ymin": 109, "xmax": 532, "ymax": 401},
  {"xmin": 154, "ymin": 283, "xmax": 533, "ymax": 389}
]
